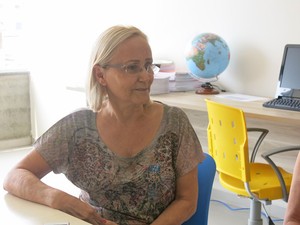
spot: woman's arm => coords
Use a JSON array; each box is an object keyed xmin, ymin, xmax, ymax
[
  {"xmin": 284, "ymin": 152, "xmax": 300, "ymax": 225},
  {"xmin": 3, "ymin": 150, "xmax": 113, "ymax": 225},
  {"xmin": 151, "ymin": 167, "xmax": 198, "ymax": 225},
  {"xmin": 3, "ymin": 150, "xmax": 55, "ymax": 204}
]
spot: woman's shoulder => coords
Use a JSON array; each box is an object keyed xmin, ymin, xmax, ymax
[
  {"xmin": 50, "ymin": 108, "xmax": 96, "ymax": 129},
  {"xmin": 154, "ymin": 101, "xmax": 186, "ymax": 118},
  {"xmin": 69, "ymin": 107, "xmax": 95, "ymax": 117},
  {"xmin": 153, "ymin": 100, "xmax": 183, "ymax": 113},
  {"xmin": 153, "ymin": 101, "xmax": 189, "ymax": 129}
]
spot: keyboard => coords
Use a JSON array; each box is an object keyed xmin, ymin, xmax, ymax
[{"xmin": 263, "ymin": 97, "xmax": 300, "ymax": 111}]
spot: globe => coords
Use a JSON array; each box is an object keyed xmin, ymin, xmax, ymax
[{"xmin": 185, "ymin": 33, "xmax": 230, "ymax": 94}]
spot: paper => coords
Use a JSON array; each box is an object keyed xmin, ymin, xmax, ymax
[{"xmin": 216, "ymin": 93, "xmax": 268, "ymax": 102}]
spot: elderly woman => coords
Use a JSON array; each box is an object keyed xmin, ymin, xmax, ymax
[{"xmin": 3, "ymin": 25, "xmax": 204, "ymax": 225}]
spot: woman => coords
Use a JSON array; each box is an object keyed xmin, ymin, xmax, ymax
[
  {"xmin": 3, "ymin": 25, "xmax": 204, "ymax": 225},
  {"xmin": 284, "ymin": 152, "xmax": 300, "ymax": 225}
]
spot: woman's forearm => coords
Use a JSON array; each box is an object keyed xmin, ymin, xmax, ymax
[
  {"xmin": 284, "ymin": 152, "xmax": 300, "ymax": 225},
  {"xmin": 3, "ymin": 168, "xmax": 65, "ymax": 208},
  {"xmin": 151, "ymin": 167, "xmax": 198, "ymax": 225},
  {"xmin": 150, "ymin": 198, "xmax": 196, "ymax": 225},
  {"xmin": 3, "ymin": 168, "xmax": 111, "ymax": 225}
]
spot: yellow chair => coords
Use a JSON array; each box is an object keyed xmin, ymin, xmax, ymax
[{"xmin": 205, "ymin": 99, "xmax": 300, "ymax": 225}]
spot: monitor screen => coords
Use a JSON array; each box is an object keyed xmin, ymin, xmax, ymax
[{"xmin": 276, "ymin": 44, "xmax": 300, "ymax": 98}]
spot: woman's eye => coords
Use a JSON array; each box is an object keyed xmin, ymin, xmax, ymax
[{"xmin": 126, "ymin": 64, "xmax": 140, "ymax": 73}]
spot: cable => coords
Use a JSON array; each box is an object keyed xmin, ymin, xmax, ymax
[
  {"xmin": 211, "ymin": 199, "xmax": 250, "ymax": 211},
  {"xmin": 210, "ymin": 199, "xmax": 284, "ymax": 222}
]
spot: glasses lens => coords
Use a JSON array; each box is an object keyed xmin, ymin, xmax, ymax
[
  {"xmin": 119, "ymin": 63, "xmax": 159, "ymax": 74},
  {"xmin": 125, "ymin": 64, "xmax": 141, "ymax": 74}
]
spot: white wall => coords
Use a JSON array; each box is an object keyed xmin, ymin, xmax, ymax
[{"xmin": 22, "ymin": 0, "xmax": 300, "ymax": 138}]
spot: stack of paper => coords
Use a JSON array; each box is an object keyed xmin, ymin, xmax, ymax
[
  {"xmin": 169, "ymin": 72, "xmax": 201, "ymax": 92},
  {"xmin": 150, "ymin": 60, "xmax": 175, "ymax": 95},
  {"xmin": 150, "ymin": 72, "xmax": 173, "ymax": 95}
]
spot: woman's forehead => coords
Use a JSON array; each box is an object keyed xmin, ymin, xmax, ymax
[{"xmin": 112, "ymin": 36, "xmax": 152, "ymax": 61}]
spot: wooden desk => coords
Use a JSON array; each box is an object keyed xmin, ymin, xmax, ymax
[{"xmin": 151, "ymin": 91, "xmax": 300, "ymax": 126}]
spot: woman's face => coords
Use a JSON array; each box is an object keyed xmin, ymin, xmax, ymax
[{"xmin": 97, "ymin": 35, "xmax": 154, "ymax": 107}]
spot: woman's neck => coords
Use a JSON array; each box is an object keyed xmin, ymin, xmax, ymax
[{"xmin": 101, "ymin": 100, "xmax": 153, "ymax": 125}]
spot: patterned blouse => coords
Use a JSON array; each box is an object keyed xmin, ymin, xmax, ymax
[{"xmin": 34, "ymin": 103, "xmax": 204, "ymax": 225}]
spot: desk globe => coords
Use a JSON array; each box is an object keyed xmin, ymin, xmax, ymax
[{"xmin": 185, "ymin": 33, "xmax": 230, "ymax": 94}]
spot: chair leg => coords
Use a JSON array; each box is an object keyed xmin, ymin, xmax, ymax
[{"xmin": 248, "ymin": 198, "xmax": 263, "ymax": 225}]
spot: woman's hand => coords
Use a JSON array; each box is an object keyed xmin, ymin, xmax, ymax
[{"xmin": 52, "ymin": 192, "xmax": 117, "ymax": 225}]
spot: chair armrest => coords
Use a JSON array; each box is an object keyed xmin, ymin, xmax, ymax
[
  {"xmin": 247, "ymin": 128, "xmax": 269, "ymax": 162},
  {"xmin": 261, "ymin": 146, "xmax": 300, "ymax": 202}
]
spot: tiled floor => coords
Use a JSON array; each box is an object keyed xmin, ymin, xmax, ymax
[{"xmin": 1, "ymin": 147, "xmax": 285, "ymax": 225}]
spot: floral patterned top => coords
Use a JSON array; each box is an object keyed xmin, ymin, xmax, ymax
[{"xmin": 35, "ymin": 103, "xmax": 204, "ymax": 225}]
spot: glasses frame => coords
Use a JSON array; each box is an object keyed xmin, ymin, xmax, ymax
[{"xmin": 100, "ymin": 63, "xmax": 159, "ymax": 75}]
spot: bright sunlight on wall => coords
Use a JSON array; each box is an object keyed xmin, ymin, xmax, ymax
[{"xmin": 0, "ymin": 0, "xmax": 26, "ymax": 70}]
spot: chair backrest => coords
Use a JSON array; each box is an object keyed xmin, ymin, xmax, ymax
[
  {"xmin": 183, "ymin": 153, "xmax": 216, "ymax": 225},
  {"xmin": 205, "ymin": 99, "xmax": 250, "ymax": 183}
]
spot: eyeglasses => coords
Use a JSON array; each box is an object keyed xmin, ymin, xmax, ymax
[{"xmin": 101, "ymin": 63, "xmax": 159, "ymax": 75}]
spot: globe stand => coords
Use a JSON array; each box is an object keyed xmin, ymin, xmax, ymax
[{"xmin": 195, "ymin": 82, "xmax": 219, "ymax": 95}]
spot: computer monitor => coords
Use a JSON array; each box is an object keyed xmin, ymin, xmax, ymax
[{"xmin": 276, "ymin": 44, "xmax": 300, "ymax": 98}]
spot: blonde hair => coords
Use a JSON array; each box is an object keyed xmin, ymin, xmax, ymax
[{"xmin": 86, "ymin": 25, "xmax": 148, "ymax": 112}]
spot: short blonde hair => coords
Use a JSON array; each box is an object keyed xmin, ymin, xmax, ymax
[{"xmin": 86, "ymin": 25, "xmax": 148, "ymax": 112}]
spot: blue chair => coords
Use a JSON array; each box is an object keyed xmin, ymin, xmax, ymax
[{"xmin": 183, "ymin": 153, "xmax": 216, "ymax": 225}]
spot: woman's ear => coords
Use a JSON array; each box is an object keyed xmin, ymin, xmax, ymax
[{"xmin": 93, "ymin": 65, "xmax": 107, "ymax": 86}]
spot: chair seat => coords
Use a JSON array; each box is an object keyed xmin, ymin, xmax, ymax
[{"xmin": 219, "ymin": 162, "xmax": 293, "ymax": 200}]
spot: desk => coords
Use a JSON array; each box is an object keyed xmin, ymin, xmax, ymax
[
  {"xmin": 151, "ymin": 91, "xmax": 300, "ymax": 126},
  {"xmin": 0, "ymin": 148, "xmax": 90, "ymax": 225},
  {"xmin": 1, "ymin": 194, "xmax": 90, "ymax": 225}
]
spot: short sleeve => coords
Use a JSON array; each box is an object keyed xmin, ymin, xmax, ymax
[
  {"xmin": 169, "ymin": 107, "xmax": 205, "ymax": 177},
  {"xmin": 34, "ymin": 109, "xmax": 93, "ymax": 174}
]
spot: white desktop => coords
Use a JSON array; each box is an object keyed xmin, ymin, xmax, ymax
[{"xmin": 0, "ymin": 147, "xmax": 90, "ymax": 225}]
